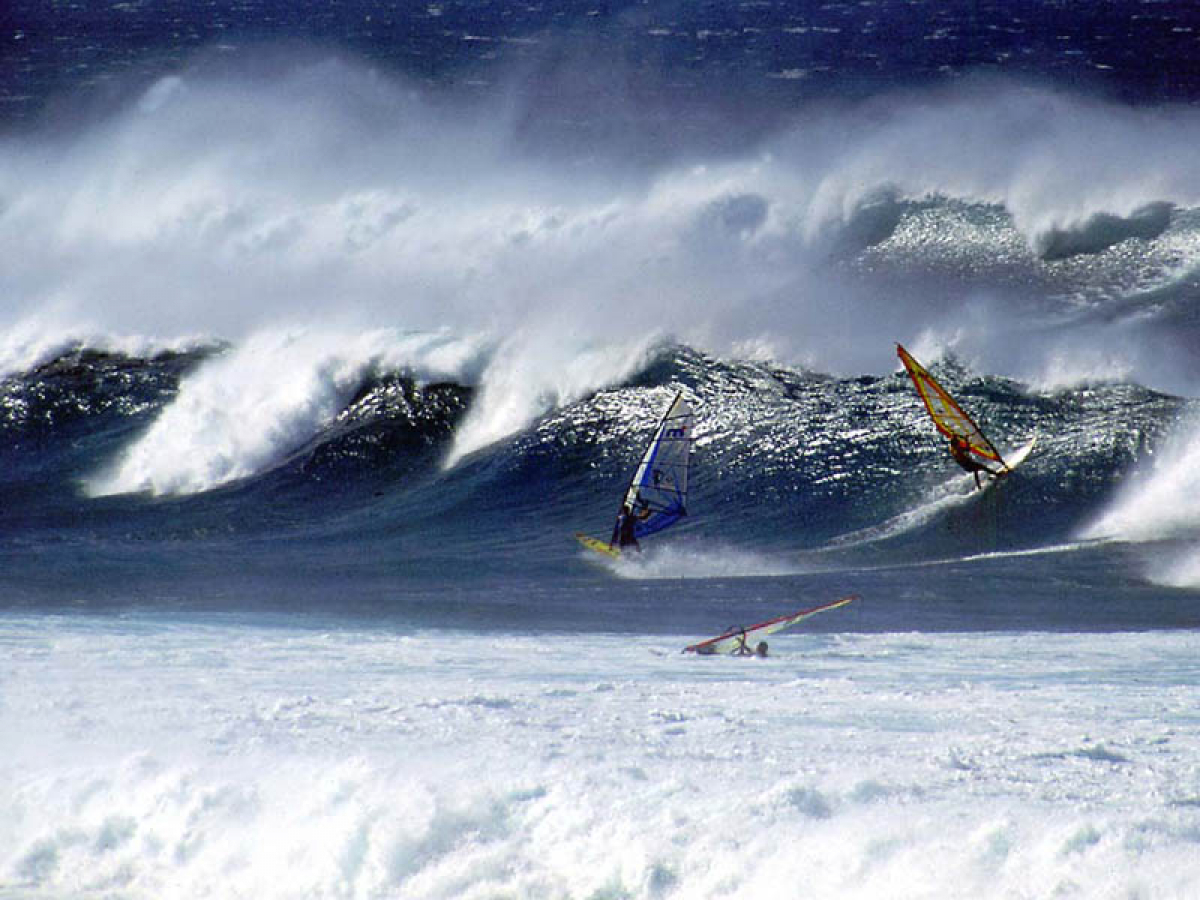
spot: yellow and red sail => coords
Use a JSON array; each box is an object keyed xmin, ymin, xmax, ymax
[{"xmin": 896, "ymin": 343, "xmax": 1006, "ymax": 467}]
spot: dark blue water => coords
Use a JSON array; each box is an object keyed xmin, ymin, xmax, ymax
[
  {"xmin": 0, "ymin": 342, "xmax": 1195, "ymax": 631},
  {"xmin": 7, "ymin": 0, "xmax": 1200, "ymax": 130},
  {"xmin": 3, "ymin": 1, "xmax": 1200, "ymax": 632}
]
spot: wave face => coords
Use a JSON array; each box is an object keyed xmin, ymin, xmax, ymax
[
  {"xmin": 1, "ymin": 339, "xmax": 1196, "ymax": 624},
  {"xmin": 4, "ymin": 1, "xmax": 1200, "ymax": 620}
]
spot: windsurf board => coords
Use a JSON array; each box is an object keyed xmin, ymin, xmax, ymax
[{"xmin": 575, "ymin": 532, "xmax": 621, "ymax": 559}]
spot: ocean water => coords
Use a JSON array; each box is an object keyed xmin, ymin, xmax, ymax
[{"xmin": 4, "ymin": 1, "xmax": 1200, "ymax": 897}]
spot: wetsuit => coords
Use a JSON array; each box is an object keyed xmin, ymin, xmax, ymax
[
  {"xmin": 611, "ymin": 507, "xmax": 639, "ymax": 549},
  {"xmin": 950, "ymin": 436, "xmax": 998, "ymax": 486}
]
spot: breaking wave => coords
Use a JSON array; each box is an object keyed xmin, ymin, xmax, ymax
[
  {"xmin": 3, "ymin": 52, "xmax": 1200, "ymax": 599},
  {"xmin": 1032, "ymin": 201, "xmax": 1175, "ymax": 261},
  {"xmin": 1, "ymin": 336, "xmax": 1192, "ymax": 587},
  {"xmin": 6, "ymin": 61, "xmax": 1200, "ymax": 394}
]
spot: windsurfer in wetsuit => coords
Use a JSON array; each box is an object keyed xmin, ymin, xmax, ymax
[
  {"xmin": 610, "ymin": 503, "xmax": 640, "ymax": 551},
  {"xmin": 949, "ymin": 433, "xmax": 999, "ymax": 488}
]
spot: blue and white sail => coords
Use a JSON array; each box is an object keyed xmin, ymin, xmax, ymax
[{"xmin": 622, "ymin": 392, "xmax": 694, "ymax": 539}]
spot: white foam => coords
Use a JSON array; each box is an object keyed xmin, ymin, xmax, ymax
[
  {"xmin": 3, "ymin": 616, "xmax": 1198, "ymax": 898},
  {"xmin": 828, "ymin": 471, "xmax": 984, "ymax": 548},
  {"xmin": 0, "ymin": 313, "xmax": 208, "ymax": 381},
  {"xmin": 444, "ymin": 331, "xmax": 659, "ymax": 468},
  {"xmin": 85, "ymin": 327, "xmax": 486, "ymax": 496},
  {"xmin": 610, "ymin": 541, "xmax": 808, "ymax": 579},
  {"xmin": 6, "ymin": 63, "xmax": 1200, "ymax": 380},
  {"xmin": 1147, "ymin": 545, "xmax": 1200, "ymax": 588},
  {"xmin": 1029, "ymin": 344, "xmax": 1136, "ymax": 392}
]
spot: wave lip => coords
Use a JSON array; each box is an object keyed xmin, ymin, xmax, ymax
[
  {"xmin": 83, "ymin": 328, "xmax": 485, "ymax": 497},
  {"xmin": 1032, "ymin": 202, "xmax": 1174, "ymax": 261}
]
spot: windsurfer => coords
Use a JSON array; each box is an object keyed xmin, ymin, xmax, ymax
[
  {"xmin": 949, "ymin": 433, "xmax": 999, "ymax": 488},
  {"xmin": 731, "ymin": 632, "xmax": 768, "ymax": 657},
  {"xmin": 611, "ymin": 504, "xmax": 640, "ymax": 550},
  {"xmin": 897, "ymin": 344, "xmax": 1017, "ymax": 489}
]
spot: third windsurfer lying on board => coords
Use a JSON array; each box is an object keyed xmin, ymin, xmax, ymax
[
  {"xmin": 696, "ymin": 633, "xmax": 768, "ymax": 657},
  {"xmin": 949, "ymin": 433, "xmax": 1001, "ymax": 489},
  {"xmin": 732, "ymin": 630, "xmax": 769, "ymax": 657}
]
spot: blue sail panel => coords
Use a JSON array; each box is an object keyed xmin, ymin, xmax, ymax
[
  {"xmin": 633, "ymin": 505, "xmax": 685, "ymax": 539},
  {"xmin": 621, "ymin": 392, "xmax": 693, "ymax": 541}
]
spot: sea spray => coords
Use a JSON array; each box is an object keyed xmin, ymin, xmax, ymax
[
  {"xmin": 1080, "ymin": 415, "xmax": 1200, "ymax": 544},
  {"xmin": 6, "ymin": 62, "xmax": 1200, "ymax": 395}
]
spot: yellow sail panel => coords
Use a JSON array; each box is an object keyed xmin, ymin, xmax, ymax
[{"xmin": 896, "ymin": 344, "xmax": 1005, "ymax": 465}]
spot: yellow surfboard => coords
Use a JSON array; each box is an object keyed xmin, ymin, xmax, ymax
[{"xmin": 574, "ymin": 532, "xmax": 621, "ymax": 559}]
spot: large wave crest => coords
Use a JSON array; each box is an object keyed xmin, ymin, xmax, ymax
[{"xmin": 5, "ymin": 53, "xmax": 1200, "ymax": 494}]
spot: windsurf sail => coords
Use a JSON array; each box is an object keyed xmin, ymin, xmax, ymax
[
  {"xmin": 620, "ymin": 391, "xmax": 694, "ymax": 540},
  {"xmin": 683, "ymin": 596, "xmax": 855, "ymax": 654},
  {"xmin": 896, "ymin": 343, "xmax": 1008, "ymax": 470}
]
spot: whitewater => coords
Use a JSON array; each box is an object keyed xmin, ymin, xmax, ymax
[
  {"xmin": 4, "ymin": 615, "xmax": 1199, "ymax": 899},
  {"xmin": 5, "ymin": 2, "xmax": 1200, "ymax": 897}
]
